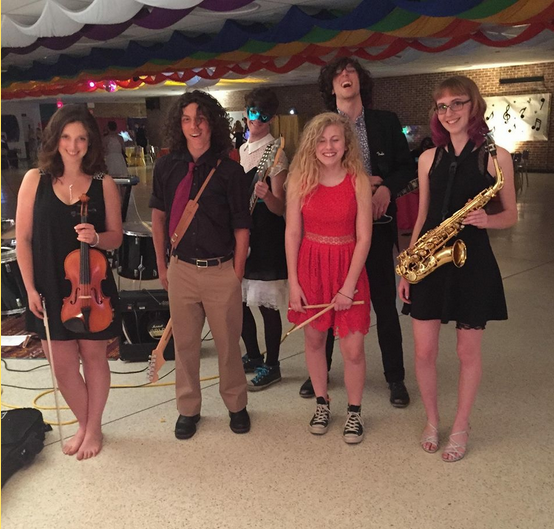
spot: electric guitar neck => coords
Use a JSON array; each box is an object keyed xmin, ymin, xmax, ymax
[{"xmin": 249, "ymin": 136, "xmax": 285, "ymax": 215}]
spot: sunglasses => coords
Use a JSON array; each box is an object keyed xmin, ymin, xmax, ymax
[
  {"xmin": 247, "ymin": 107, "xmax": 272, "ymax": 123},
  {"xmin": 334, "ymin": 64, "xmax": 357, "ymax": 76}
]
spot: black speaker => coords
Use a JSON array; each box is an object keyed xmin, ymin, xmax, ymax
[
  {"xmin": 145, "ymin": 97, "xmax": 161, "ymax": 111},
  {"xmin": 119, "ymin": 289, "xmax": 174, "ymax": 362}
]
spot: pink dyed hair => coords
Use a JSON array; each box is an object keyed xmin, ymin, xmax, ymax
[{"xmin": 430, "ymin": 76, "xmax": 489, "ymax": 147}]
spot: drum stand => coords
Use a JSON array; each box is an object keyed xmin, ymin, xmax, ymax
[{"xmin": 137, "ymin": 257, "xmax": 146, "ymax": 290}]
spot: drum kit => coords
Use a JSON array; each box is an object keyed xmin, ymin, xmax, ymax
[{"xmin": 1, "ymin": 219, "xmax": 27, "ymax": 316}]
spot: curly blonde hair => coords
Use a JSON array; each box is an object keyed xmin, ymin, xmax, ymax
[{"xmin": 286, "ymin": 112, "xmax": 369, "ymax": 203}]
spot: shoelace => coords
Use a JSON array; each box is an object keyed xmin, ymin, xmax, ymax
[
  {"xmin": 252, "ymin": 365, "xmax": 270, "ymax": 383},
  {"xmin": 344, "ymin": 411, "xmax": 363, "ymax": 433},
  {"xmin": 312, "ymin": 404, "xmax": 330, "ymax": 424}
]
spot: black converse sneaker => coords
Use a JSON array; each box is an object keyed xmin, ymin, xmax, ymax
[
  {"xmin": 309, "ymin": 397, "xmax": 330, "ymax": 435},
  {"xmin": 343, "ymin": 405, "xmax": 364, "ymax": 444}
]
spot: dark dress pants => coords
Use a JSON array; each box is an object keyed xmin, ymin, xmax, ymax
[{"xmin": 365, "ymin": 223, "xmax": 405, "ymax": 383}]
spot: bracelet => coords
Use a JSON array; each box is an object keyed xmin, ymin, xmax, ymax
[
  {"xmin": 90, "ymin": 232, "xmax": 100, "ymax": 248},
  {"xmin": 337, "ymin": 291, "xmax": 354, "ymax": 301}
]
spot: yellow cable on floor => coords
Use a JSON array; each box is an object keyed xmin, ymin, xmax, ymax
[{"xmin": 0, "ymin": 374, "xmax": 220, "ymax": 426}]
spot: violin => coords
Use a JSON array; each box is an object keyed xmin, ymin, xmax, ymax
[{"xmin": 61, "ymin": 194, "xmax": 113, "ymax": 334}]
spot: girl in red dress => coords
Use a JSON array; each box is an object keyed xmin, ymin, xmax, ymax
[{"xmin": 286, "ymin": 113, "xmax": 372, "ymax": 444}]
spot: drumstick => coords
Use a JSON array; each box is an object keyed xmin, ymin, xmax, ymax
[
  {"xmin": 285, "ymin": 304, "xmax": 335, "ymax": 338},
  {"xmin": 289, "ymin": 301, "xmax": 365, "ymax": 310},
  {"xmin": 284, "ymin": 299, "xmax": 365, "ymax": 338}
]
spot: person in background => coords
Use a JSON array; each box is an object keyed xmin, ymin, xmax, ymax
[
  {"xmin": 232, "ymin": 120, "xmax": 245, "ymax": 150},
  {"xmin": 286, "ymin": 112, "xmax": 372, "ymax": 444},
  {"xmin": 103, "ymin": 121, "xmax": 128, "ymax": 177},
  {"xmin": 150, "ymin": 90, "xmax": 252, "ymax": 440},
  {"xmin": 411, "ymin": 136, "xmax": 435, "ymax": 162},
  {"xmin": 399, "ymin": 75, "xmax": 517, "ymax": 462},
  {"xmin": 239, "ymin": 88, "xmax": 288, "ymax": 391},
  {"xmin": 135, "ymin": 124, "xmax": 148, "ymax": 154},
  {"xmin": 16, "ymin": 104, "xmax": 122, "ymax": 460}
]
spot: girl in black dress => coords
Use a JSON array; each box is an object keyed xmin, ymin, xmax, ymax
[
  {"xmin": 16, "ymin": 105, "xmax": 122, "ymax": 460},
  {"xmin": 398, "ymin": 76, "xmax": 517, "ymax": 462}
]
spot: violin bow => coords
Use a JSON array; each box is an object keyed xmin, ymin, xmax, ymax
[{"xmin": 41, "ymin": 296, "xmax": 65, "ymax": 451}]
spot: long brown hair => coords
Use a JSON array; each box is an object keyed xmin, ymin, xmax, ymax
[{"xmin": 38, "ymin": 104, "xmax": 106, "ymax": 179}]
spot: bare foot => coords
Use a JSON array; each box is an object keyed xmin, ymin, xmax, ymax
[
  {"xmin": 63, "ymin": 427, "xmax": 86, "ymax": 456},
  {"xmin": 76, "ymin": 430, "xmax": 104, "ymax": 461}
]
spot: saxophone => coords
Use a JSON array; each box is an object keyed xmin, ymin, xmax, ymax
[{"xmin": 395, "ymin": 133, "xmax": 504, "ymax": 284}]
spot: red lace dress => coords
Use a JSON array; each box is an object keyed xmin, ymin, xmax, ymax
[{"xmin": 288, "ymin": 174, "xmax": 370, "ymax": 337}]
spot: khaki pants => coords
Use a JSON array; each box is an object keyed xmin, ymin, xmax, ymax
[{"xmin": 167, "ymin": 257, "xmax": 247, "ymax": 416}]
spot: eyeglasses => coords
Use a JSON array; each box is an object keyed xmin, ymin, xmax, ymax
[
  {"xmin": 435, "ymin": 100, "xmax": 471, "ymax": 115},
  {"xmin": 247, "ymin": 107, "xmax": 272, "ymax": 123},
  {"xmin": 334, "ymin": 64, "xmax": 357, "ymax": 76}
]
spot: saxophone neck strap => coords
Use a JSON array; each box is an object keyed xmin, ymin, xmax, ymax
[{"xmin": 441, "ymin": 140, "xmax": 475, "ymax": 220}]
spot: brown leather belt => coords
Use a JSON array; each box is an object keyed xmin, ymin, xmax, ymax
[{"xmin": 180, "ymin": 253, "xmax": 233, "ymax": 268}]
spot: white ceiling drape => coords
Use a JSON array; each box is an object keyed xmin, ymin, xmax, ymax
[{"xmin": 1, "ymin": 0, "xmax": 205, "ymax": 47}]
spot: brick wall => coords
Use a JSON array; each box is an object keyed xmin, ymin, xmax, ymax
[{"xmin": 372, "ymin": 62, "xmax": 554, "ymax": 172}]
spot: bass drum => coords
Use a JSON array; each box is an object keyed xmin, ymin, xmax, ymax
[
  {"xmin": 1, "ymin": 247, "xmax": 27, "ymax": 315},
  {"xmin": 117, "ymin": 227, "xmax": 158, "ymax": 281}
]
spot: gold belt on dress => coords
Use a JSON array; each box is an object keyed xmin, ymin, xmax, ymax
[{"xmin": 304, "ymin": 232, "xmax": 355, "ymax": 245}]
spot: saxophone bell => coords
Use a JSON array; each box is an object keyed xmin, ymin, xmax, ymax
[{"xmin": 434, "ymin": 238, "xmax": 467, "ymax": 270}]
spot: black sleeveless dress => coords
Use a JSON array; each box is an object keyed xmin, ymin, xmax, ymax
[
  {"xmin": 402, "ymin": 142, "xmax": 507, "ymax": 328},
  {"xmin": 25, "ymin": 172, "xmax": 121, "ymax": 340}
]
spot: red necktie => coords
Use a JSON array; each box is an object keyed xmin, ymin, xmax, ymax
[{"xmin": 169, "ymin": 161, "xmax": 195, "ymax": 237}]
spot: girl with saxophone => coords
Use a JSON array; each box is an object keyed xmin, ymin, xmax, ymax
[{"xmin": 398, "ymin": 76, "xmax": 517, "ymax": 461}]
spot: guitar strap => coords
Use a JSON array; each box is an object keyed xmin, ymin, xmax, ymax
[
  {"xmin": 441, "ymin": 140, "xmax": 475, "ymax": 221},
  {"xmin": 170, "ymin": 160, "xmax": 220, "ymax": 251}
]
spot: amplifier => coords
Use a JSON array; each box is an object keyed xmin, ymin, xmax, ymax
[{"xmin": 119, "ymin": 289, "xmax": 175, "ymax": 362}]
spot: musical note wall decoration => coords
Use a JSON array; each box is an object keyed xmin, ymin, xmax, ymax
[
  {"xmin": 503, "ymin": 105, "xmax": 511, "ymax": 124},
  {"xmin": 483, "ymin": 93, "xmax": 550, "ymax": 142}
]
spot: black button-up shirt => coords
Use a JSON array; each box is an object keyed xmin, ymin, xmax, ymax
[{"xmin": 149, "ymin": 148, "xmax": 252, "ymax": 260}]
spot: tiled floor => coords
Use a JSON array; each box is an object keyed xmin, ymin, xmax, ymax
[{"xmin": 1, "ymin": 163, "xmax": 553, "ymax": 528}]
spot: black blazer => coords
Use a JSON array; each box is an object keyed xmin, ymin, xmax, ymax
[{"xmin": 364, "ymin": 108, "xmax": 416, "ymax": 215}]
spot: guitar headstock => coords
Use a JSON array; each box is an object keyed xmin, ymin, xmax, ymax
[
  {"xmin": 147, "ymin": 348, "xmax": 166, "ymax": 383},
  {"xmin": 146, "ymin": 319, "xmax": 172, "ymax": 383}
]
